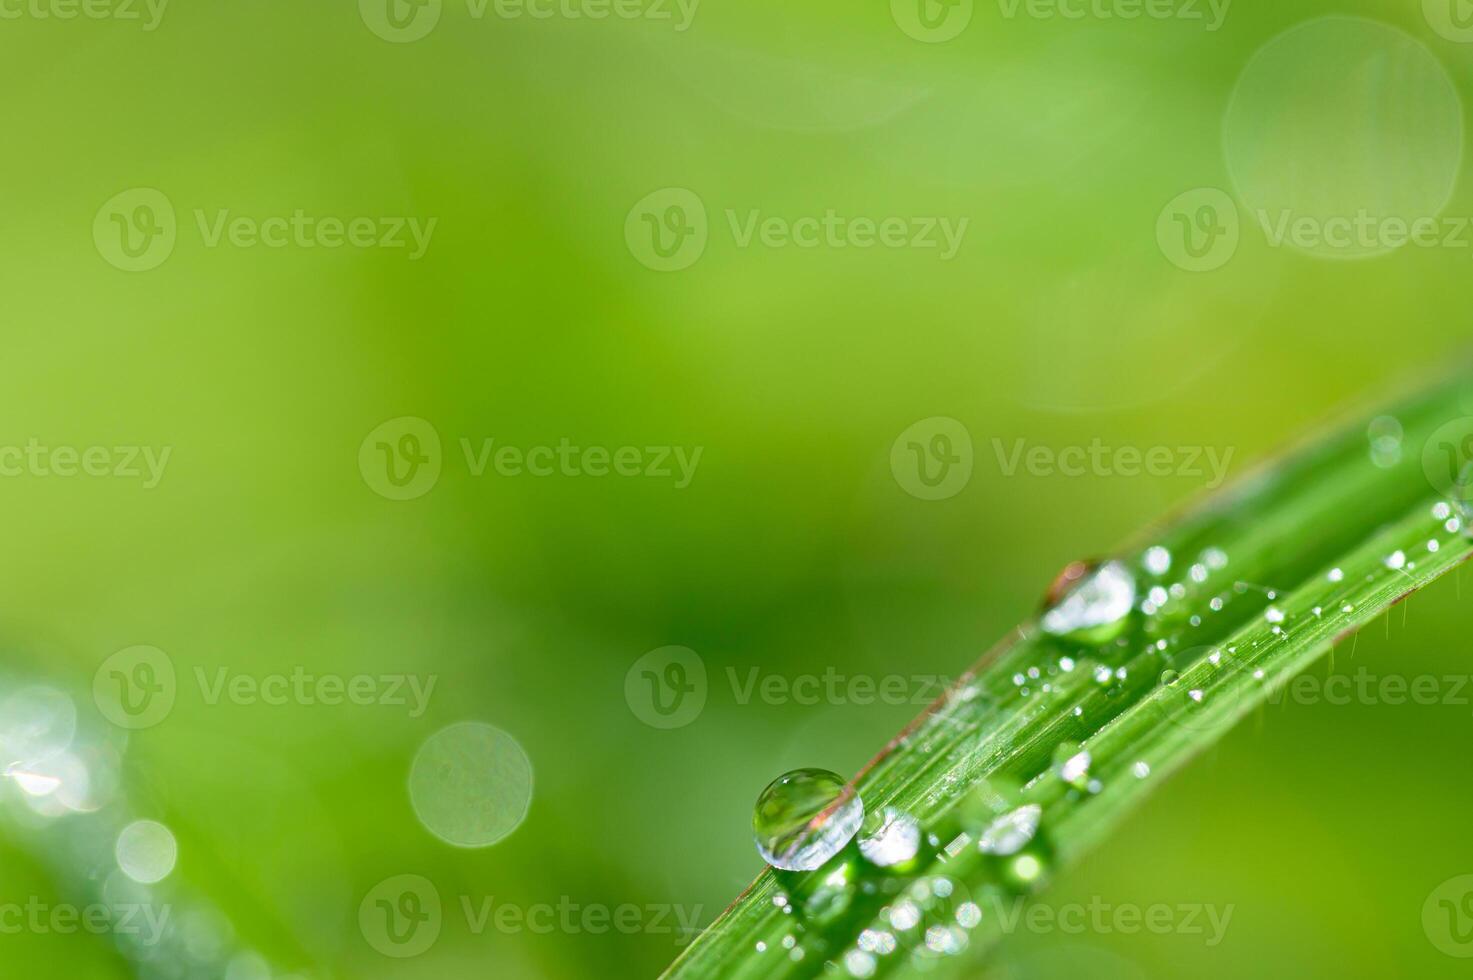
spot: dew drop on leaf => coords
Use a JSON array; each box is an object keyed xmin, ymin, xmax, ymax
[
  {"xmin": 752, "ymin": 768, "xmax": 863, "ymax": 872},
  {"xmin": 1040, "ymin": 560, "xmax": 1136, "ymax": 644}
]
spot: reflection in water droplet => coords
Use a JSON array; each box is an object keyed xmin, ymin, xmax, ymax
[
  {"xmin": 1368, "ymin": 415, "xmax": 1403, "ymax": 468},
  {"xmin": 978, "ymin": 804, "xmax": 1042, "ymax": 857},
  {"xmin": 844, "ymin": 949, "xmax": 877, "ymax": 978},
  {"xmin": 1143, "ymin": 547, "xmax": 1171, "ymax": 576},
  {"xmin": 116, "ymin": 819, "xmax": 178, "ymax": 884},
  {"xmin": 753, "ymin": 768, "xmax": 863, "ymax": 872},
  {"xmin": 3, "ymin": 763, "xmax": 62, "ymax": 796},
  {"xmin": 858, "ymin": 807, "xmax": 922, "ymax": 869},
  {"xmin": 1041, "ymin": 561, "xmax": 1136, "ymax": 644},
  {"xmin": 0, "ymin": 687, "xmax": 77, "ymax": 768},
  {"xmin": 409, "ymin": 722, "xmax": 533, "ymax": 848}
]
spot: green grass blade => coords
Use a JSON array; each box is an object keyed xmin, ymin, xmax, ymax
[{"xmin": 664, "ymin": 371, "xmax": 1473, "ymax": 979}]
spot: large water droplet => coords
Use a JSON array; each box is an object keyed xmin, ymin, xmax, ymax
[
  {"xmin": 1040, "ymin": 560, "xmax": 1136, "ymax": 644},
  {"xmin": 753, "ymin": 768, "xmax": 864, "ymax": 872}
]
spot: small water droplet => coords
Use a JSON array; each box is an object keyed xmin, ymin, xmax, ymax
[
  {"xmin": 978, "ymin": 804, "xmax": 1042, "ymax": 856},
  {"xmin": 1040, "ymin": 561, "xmax": 1136, "ymax": 643},
  {"xmin": 1367, "ymin": 415, "xmax": 1403, "ymax": 468},
  {"xmin": 858, "ymin": 807, "xmax": 923, "ymax": 869},
  {"xmin": 844, "ymin": 949, "xmax": 877, "ymax": 977},
  {"xmin": 1384, "ymin": 550, "xmax": 1407, "ymax": 570},
  {"xmin": 889, "ymin": 900, "xmax": 922, "ymax": 931},
  {"xmin": 1053, "ymin": 744, "xmax": 1091, "ymax": 788},
  {"xmin": 1132, "ymin": 761, "xmax": 1151, "ymax": 779},
  {"xmin": 1328, "ymin": 567, "xmax": 1344, "ymax": 583},
  {"xmin": 1143, "ymin": 546, "xmax": 1172, "ymax": 576},
  {"xmin": 752, "ymin": 768, "xmax": 863, "ymax": 872},
  {"xmin": 1265, "ymin": 606, "xmax": 1285, "ymax": 624}
]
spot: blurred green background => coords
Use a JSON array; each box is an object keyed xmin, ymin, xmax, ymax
[{"xmin": 2, "ymin": 0, "xmax": 1473, "ymax": 977}]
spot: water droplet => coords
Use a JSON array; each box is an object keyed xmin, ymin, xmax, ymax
[
  {"xmin": 1053, "ymin": 744, "xmax": 1092, "ymax": 788},
  {"xmin": 1265, "ymin": 606, "xmax": 1285, "ymax": 624},
  {"xmin": 1368, "ymin": 416, "xmax": 1404, "ymax": 468},
  {"xmin": 1040, "ymin": 561, "xmax": 1136, "ymax": 644},
  {"xmin": 116, "ymin": 819, "xmax": 177, "ymax": 884},
  {"xmin": 859, "ymin": 807, "xmax": 923, "ymax": 869},
  {"xmin": 409, "ymin": 722, "xmax": 533, "ymax": 848},
  {"xmin": 3, "ymin": 763, "xmax": 61, "ymax": 796},
  {"xmin": 978, "ymin": 804, "xmax": 1042, "ymax": 856},
  {"xmin": 923, "ymin": 924, "xmax": 966, "ymax": 955},
  {"xmin": 844, "ymin": 950, "xmax": 877, "ymax": 977},
  {"xmin": 1384, "ymin": 550, "xmax": 1407, "ymax": 570},
  {"xmin": 0, "ymin": 687, "xmax": 77, "ymax": 769},
  {"xmin": 889, "ymin": 900, "xmax": 922, "ymax": 931},
  {"xmin": 1328, "ymin": 567, "xmax": 1344, "ymax": 583},
  {"xmin": 1143, "ymin": 546, "xmax": 1171, "ymax": 576},
  {"xmin": 1132, "ymin": 761, "xmax": 1151, "ymax": 779},
  {"xmin": 1434, "ymin": 502, "xmax": 1453, "ymax": 520},
  {"xmin": 753, "ymin": 768, "xmax": 863, "ymax": 872},
  {"xmin": 956, "ymin": 901, "xmax": 982, "ymax": 928}
]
